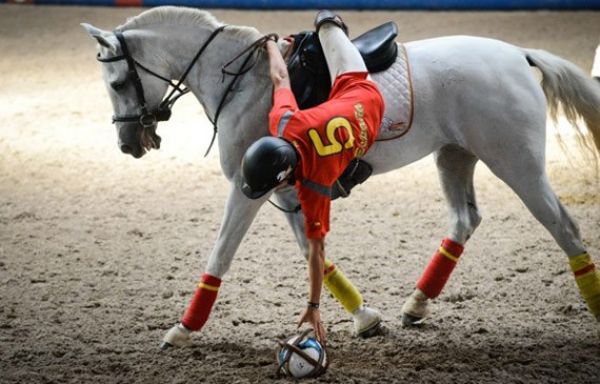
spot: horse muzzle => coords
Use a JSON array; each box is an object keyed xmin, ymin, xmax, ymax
[
  {"xmin": 117, "ymin": 123, "xmax": 161, "ymax": 158},
  {"xmin": 140, "ymin": 125, "xmax": 162, "ymax": 152}
]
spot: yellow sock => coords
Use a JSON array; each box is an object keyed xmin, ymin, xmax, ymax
[
  {"xmin": 323, "ymin": 259, "xmax": 363, "ymax": 313},
  {"xmin": 569, "ymin": 252, "xmax": 600, "ymax": 319}
]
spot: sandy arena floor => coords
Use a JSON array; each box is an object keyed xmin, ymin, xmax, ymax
[{"xmin": 1, "ymin": 5, "xmax": 599, "ymax": 383}]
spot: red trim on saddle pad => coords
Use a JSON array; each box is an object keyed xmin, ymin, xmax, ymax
[
  {"xmin": 416, "ymin": 238, "xmax": 464, "ymax": 299},
  {"xmin": 181, "ymin": 273, "xmax": 221, "ymax": 331}
]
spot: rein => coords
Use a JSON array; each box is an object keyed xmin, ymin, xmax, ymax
[
  {"xmin": 268, "ymin": 199, "xmax": 301, "ymax": 214},
  {"xmin": 204, "ymin": 32, "xmax": 278, "ymax": 156}
]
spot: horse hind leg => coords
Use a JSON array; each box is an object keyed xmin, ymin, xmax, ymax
[
  {"xmin": 483, "ymin": 150, "xmax": 600, "ymax": 323},
  {"xmin": 402, "ymin": 145, "xmax": 481, "ymax": 326}
]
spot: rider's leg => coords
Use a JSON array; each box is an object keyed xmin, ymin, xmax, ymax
[
  {"xmin": 402, "ymin": 146, "xmax": 481, "ymax": 325},
  {"xmin": 317, "ymin": 20, "xmax": 368, "ymax": 84}
]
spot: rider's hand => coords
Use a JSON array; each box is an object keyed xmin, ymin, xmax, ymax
[
  {"xmin": 298, "ymin": 307, "xmax": 327, "ymax": 345},
  {"xmin": 265, "ymin": 38, "xmax": 290, "ymax": 90}
]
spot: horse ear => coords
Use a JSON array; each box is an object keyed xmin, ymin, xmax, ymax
[{"xmin": 81, "ymin": 23, "xmax": 118, "ymax": 53}]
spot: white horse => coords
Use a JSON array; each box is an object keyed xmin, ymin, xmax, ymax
[{"xmin": 82, "ymin": 7, "xmax": 600, "ymax": 347}]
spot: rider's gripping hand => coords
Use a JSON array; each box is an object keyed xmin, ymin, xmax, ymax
[{"xmin": 298, "ymin": 306, "xmax": 327, "ymax": 345}]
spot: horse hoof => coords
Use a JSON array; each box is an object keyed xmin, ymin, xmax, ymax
[
  {"xmin": 401, "ymin": 313, "xmax": 425, "ymax": 328},
  {"xmin": 159, "ymin": 341, "xmax": 173, "ymax": 351},
  {"xmin": 358, "ymin": 321, "xmax": 384, "ymax": 338},
  {"xmin": 161, "ymin": 323, "xmax": 192, "ymax": 348},
  {"xmin": 353, "ymin": 306, "xmax": 383, "ymax": 338}
]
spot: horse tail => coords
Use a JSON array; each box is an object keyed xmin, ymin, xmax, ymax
[{"xmin": 523, "ymin": 48, "xmax": 600, "ymax": 157}]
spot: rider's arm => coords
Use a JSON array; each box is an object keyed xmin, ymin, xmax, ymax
[
  {"xmin": 267, "ymin": 39, "xmax": 298, "ymax": 138},
  {"xmin": 307, "ymin": 237, "xmax": 325, "ymax": 307},
  {"xmin": 300, "ymin": 236, "xmax": 326, "ymax": 344},
  {"xmin": 266, "ymin": 40, "xmax": 291, "ymax": 90},
  {"xmin": 296, "ymin": 188, "xmax": 330, "ymax": 344}
]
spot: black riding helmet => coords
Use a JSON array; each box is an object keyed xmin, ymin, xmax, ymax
[{"xmin": 241, "ymin": 136, "xmax": 298, "ymax": 199}]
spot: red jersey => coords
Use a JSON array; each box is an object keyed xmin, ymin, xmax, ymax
[{"xmin": 269, "ymin": 72, "xmax": 384, "ymax": 239}]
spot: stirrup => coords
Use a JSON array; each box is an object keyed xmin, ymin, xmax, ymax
[{"xmin": 314, "ymin": 10, "xmax": 349, "ymax": 36}]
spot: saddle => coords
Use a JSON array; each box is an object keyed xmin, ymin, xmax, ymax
[
  {"xmin": 287, "ymin": 21, "xmax": 398, "ymax": 109},
  {"xmin": 286, "ymin": 22, "xmax": 398, "ymax": 200}
]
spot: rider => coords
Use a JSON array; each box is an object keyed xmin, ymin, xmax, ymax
[{"xmin": 240, "ymin": 11, "xmax": 385, "ymax": 343}]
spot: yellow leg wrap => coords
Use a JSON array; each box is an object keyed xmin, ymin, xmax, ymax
[
  {"xmin": 569, "ymin": 252, "xmax": 600, "ymax": 319},
  {"xmin": 323, "ymin": 259, "xmax": 363, "ymax": 313}
]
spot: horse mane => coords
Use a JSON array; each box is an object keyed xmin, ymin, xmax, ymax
[{"xmin": 119, "ymin": 6, "xmax": 261, "ymax": 41}]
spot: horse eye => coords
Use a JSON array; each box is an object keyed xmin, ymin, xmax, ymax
[{"xmin": 110, "ymin": 81, "xmax": 126, "ymax": 91}]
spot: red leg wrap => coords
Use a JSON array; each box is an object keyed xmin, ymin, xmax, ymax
[
  {"xmin": 181, "ymin": 273, "xmax": 222, "ymax": 331},
  {"xmin": 416, "ymin": 238, "xmax": 464, "ymax": 299}
]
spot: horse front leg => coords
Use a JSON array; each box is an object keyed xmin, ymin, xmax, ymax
[
  {"xmin": 161, "ymin": 181, "xmax": 265, "ymax": 349},
  {"xmin": 402, "ymin": 146, "xmax": 481, "ymax": 326},
  {"xmin": 274, "ymin": 186, "xmax": 383, "ymax": 337}
]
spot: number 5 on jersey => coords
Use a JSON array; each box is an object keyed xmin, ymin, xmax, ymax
[{"xmin": 308, "ymin": 117, "xmax": 355, "ymax": 156}]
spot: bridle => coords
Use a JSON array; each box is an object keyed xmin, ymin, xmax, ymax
[{"xmin": 97, "ymin": 25, "xmax": 276, "ymax": 155}]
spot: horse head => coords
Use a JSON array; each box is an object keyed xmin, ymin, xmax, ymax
[
  {"xmin": 82, "ymin": 23, "xmax": 169, "ymax": 158},
  {"xmin": 83, "ymin": 7, "xmax": 276, "ymax": 167}
]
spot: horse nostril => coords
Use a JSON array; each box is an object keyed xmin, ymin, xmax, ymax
[{"xmin": 120, "ymin": 144, "xmax": 132, "ymax": 154}]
